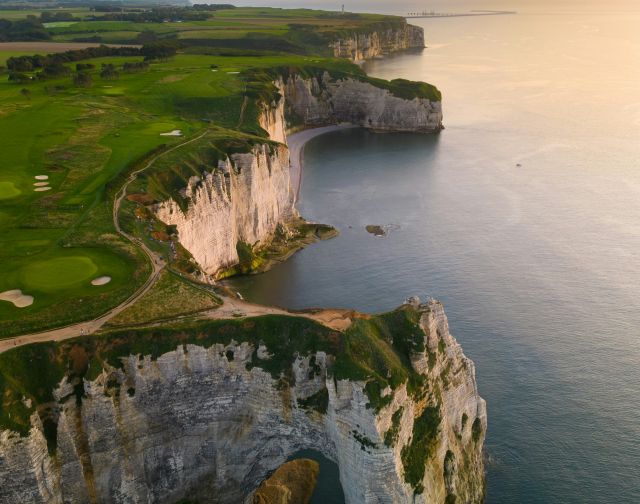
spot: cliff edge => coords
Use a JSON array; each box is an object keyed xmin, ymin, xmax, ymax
[
  {"xmin": 152, "ymin": 68, "xmax": 442, "ymax": 279},
  {"xmin": 0, "ymin": 298, "xmax": 485, "ymax": 503}
]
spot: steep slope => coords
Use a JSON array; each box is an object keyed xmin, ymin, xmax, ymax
[
  {"xmin": 0, "ymin": 298, "xmax": 485, "ymax": 503},
  {"xmin": 153, "ymin": 69, "xmax": 442, "ymax": 278},
  {"xmin": 329, "ymin": 23, "xmax": 426, "ymax": 62}
]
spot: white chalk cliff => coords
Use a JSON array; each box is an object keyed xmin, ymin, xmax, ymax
[
  {"xmin": 330, "ymin": 23, "xmax": 425, "ymax": 62},
  {"xmin": 154, "ymin": 142, "xmax": 295, "ymax": 277},
  {"xmin": 154, "ymin": 72, "xmax": 442, "ymax": 277},
  {"xmin": 282, "ymin": 73, "xmax": 443, "ymax": 132},
  {"xmin": 0, "ymin": 299, "xmax": 486, "ymax": 503}
]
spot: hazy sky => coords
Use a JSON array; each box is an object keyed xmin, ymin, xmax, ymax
[{"xmin": 218, "ymin": 0, "xmax": 640, "ymax": 15}]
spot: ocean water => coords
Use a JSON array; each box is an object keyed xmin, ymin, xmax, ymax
[{"xmin": 227, "ymin": 8, "xmax": 640, "ymax": 503}]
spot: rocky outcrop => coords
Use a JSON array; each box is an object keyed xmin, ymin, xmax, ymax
[
  {"xmin": 153, "ymin": 71, "xmax": 441, "ymax": 278},
  {"xmin": 330, "ymin": 24, "xmax": 425, "ymax": 62},
  {"xmin": 253, "ymin": 459, "xmax": 319, "ymax": 504},
  {"xmin": 0, "ymin": 299, "xmax": 486, "ymax": 504},
  {"xmin": 154, "ymin": 142, "xmax": 295, "ymax": 276},
  {"xmin": 282, "ymin": 73, "xmax": 443, "ymax": 132}
]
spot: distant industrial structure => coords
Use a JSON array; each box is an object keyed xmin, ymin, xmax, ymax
[{"xmin": 406, "ymin": 10, "xmax": 516, "ymax": 18}]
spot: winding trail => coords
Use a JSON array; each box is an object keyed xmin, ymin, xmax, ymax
[
  {"xmin": 0, "ymin": 127, "xmax": 357, "ymax": 354},
  {"xmin": 0, "ymin": 130, "xmax": 209, "ymax": 352}
]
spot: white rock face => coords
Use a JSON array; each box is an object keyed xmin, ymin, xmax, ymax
[
  {"xmin": 0, "ymin": 300, "xmax": 485, "ymax": 504},
  {"xmin": 283, "ymin": 73, "xmax": 443, "ymax": 132},
  {"xmin": 330, "ymin": 24, "xmax": 425, "ymax": 62},
  {"xmin": 153, "ymin": 72, "xmax": 441, "ymax": 278},
  {"xmin": 154, "ymin": 142, "xmax": 295, "ymax": 276}
]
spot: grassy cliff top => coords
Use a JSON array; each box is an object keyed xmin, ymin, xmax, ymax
[
  {"xmin": 0, "ymin": 5, "xmax": 410, "ymax": 56},
  {"xmin": 0, "ymin": 3, "xmax": 438, "ymax": 337},
  {"xmin": 0, "ymin": 304, "xmax": 437, "ymax": 437}
]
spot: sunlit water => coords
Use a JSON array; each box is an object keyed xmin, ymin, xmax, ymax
[{"xmin": 227, "ymin": 8, "xmax": 640, "ymax": 503}]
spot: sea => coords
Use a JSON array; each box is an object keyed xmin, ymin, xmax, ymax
[{"xmin": 227, "ymin": 4, "xmax": 640, "ymax": 502}]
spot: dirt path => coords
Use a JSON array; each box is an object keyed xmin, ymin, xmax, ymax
[
  {"xmin": 0, "ymin": 295, "xmax": 354, "ymax": 353},
  {"xmin": 0, "ymin": 126, "xmax": 361, "ymax": 354},
  {"xmin": 202, "ymin": 296, "xmax": 355, "ymax": 331},
  {"xmin": 0, "ymin": 131, "xmax": 208, "ymax": 353}
]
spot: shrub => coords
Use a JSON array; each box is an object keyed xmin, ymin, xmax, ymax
[{"xmin": 401, "ymin": 406, "xmax": 441, "ymax": 493}]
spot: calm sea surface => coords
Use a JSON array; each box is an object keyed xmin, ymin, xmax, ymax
[{"xmin": 227, "ymin": 9, "xmax": 640, "ymax": 503}]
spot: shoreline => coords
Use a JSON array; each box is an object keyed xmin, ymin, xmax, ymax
[{"xmin": 287, "ymin": 125, "xmax": 357, "ymax": 203}]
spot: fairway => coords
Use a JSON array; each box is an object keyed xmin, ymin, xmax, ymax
[
  {"xmin": 20, "ymin": 256, "xmax": 98, "ymax": 291},
  {"xmin": 0, "ymin": 181, "xmax": 21, "ymax": 200},
  {"xmin": 0, "ymin": 4, "xmax": 420, "ymax": 337}
]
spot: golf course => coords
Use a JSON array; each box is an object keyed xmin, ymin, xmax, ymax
[{"xmin": 0, "ymin": 4, "xmax": 428, "ymax": 337}]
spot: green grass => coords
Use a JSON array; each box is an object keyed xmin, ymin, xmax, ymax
[
  {"xmin": 0, "ymin": 7, "xmax": 439, "ymax": 336},
  {"xmin": 0, "ymin": 181, "xmax": 21, "ymax": 199},
  {"xmin": 401, "ymin": 406, "xmax": 442, "ymax": 494},
  {"xmin": 384, "ymin": 406, "xmax": 404, "ymax": 447},
  {"xmin": 20, "ymin": 255, "xmax": 99, "ymax": 291},
  {"xmin": 106, "ymin": 270, "xmax": 221, "ymax": 327}
]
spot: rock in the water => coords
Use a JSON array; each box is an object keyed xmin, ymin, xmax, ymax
[
  {"xmin": 253, "ymin": 459, "xmax": 320, "ymax": 504},
  {"xmin": 366, "ymin": 225, "xmax": 386, "ymax": 236}
]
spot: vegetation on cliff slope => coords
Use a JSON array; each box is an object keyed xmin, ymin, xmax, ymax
[
  {"xmin": 0, "ymin": 304, "xmax": 439, "ymax": 435},
  {"xmin": 0, "ymin": 3, "xmax": 439, "ymax": 337}
]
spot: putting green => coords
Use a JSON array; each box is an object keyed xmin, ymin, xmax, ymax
[
  {"xmin": 0, "ymin": 181, "xmax": 21, "ymax": 200},
  {"xmin": 20, "ymin": 256, "xmax": 99, "ymax": 291}
]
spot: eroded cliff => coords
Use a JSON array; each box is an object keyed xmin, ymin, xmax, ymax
[
  {"xmin": 282, "ymin": 72, "xmax": 442, "ymax": 132},
  {"xmin": 152, "ymin": 70, "xmax": 442, "ymax": 278},
  {"xmin": 0, "ymin": 298, "xmax": 485, "ymax": 504},
  {"xmin": 330, "ymin": 23, "xmax": 425, "ymax": 62},
  {"xmin": 154, "ymin": 142, "xmax": 295, "ymax": 277}
]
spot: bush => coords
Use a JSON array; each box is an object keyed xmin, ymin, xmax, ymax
[
  {"xmin": 472, "ymin": 417, "xmax": 483, "ymax": 442},
  {"xmin": 73, "ymin": 72, "xmax": 92, "ymax": 88},
  {"xmin": 401, "ymin": 406, "xmax": 441, "ymax": 493}
]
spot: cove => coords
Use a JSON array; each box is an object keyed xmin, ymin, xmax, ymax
[{"xmin": 225, "ymin": 6, "xmax": 640, "ymax": 502}]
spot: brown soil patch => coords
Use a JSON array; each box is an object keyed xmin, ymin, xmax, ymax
[
  {"xmin": 151, "ymin": 231, "xmax": 171, "ymax": 242},
  {"xmin": 127, "ymin": 193, "xmax": 156, "ymax": 205},
  {"xmin": 253, "ymin": 459, "xmax": 320, "ymax": 504}
]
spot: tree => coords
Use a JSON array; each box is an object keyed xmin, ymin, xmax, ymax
[
  {"xmin": 136, "ymin": 30, "xmax": 158, "ymax": 45},
  {"xmin": 8, "ymin": 72, "xmax": 31, "ymax": 84},
  {"xmin": 141, "ymin": 43, "xmax": 178, "ymax": 61},
  {"xmin": 73, "ymin": 72, "xmax": 92, "ymax": 88},
  {"xmin": 100, "ymin": 63, "xmax": 119, "ymax": 80}
]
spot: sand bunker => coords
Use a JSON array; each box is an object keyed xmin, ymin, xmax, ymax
[
  {"xmin": 34, "ymin": 187, "xmax": 51, "ymax": 192},
  {"xmin": 91, "ymin": 276, "xmax": 112, "ymax": 286},
  {"xmin": 160, "ymin": 130, "xmax": 183, "ymax": 137},
  {"xmin": 0, "ymin": 289, "xmax": 34, "ymax": 308},
  {"xmin": 34, "ymin": 175, "xmax": 49, "ymax": 180},
  {"xmin": 33, "ymin": 182, "xmax": 49, "ymax": 187}
]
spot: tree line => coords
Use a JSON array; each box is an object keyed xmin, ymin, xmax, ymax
[
  {"xmin": 5, "ymin": 44, "xmax": 175, "ymax": 85},
  {"xmin": 0, "ymin": 17, "xmax": 50, "ymax": 41}
]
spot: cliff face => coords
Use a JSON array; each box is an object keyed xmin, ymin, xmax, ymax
[
  {"xmin": 153, "ymin": 72, "xmax": 441, "ymax": 277},
  {"xmin": 154, "ymin": 142, "xmax": 295, "ymax": 276},
  {"xmin": 0, "ymin": 299, "xmax": 485, "ymax": 504},
  {"xmin": 330, "ymin": 24, "xmax": 425, "ymax": 62},
  {"xmin": 282, "ymin": 73, "xmax": 443, "ymax": 132}
]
